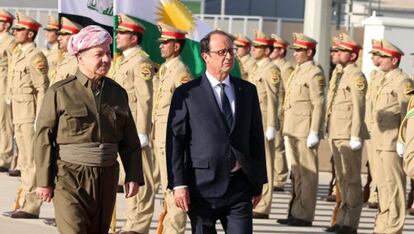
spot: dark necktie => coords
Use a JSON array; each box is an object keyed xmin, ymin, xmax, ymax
[{"xmin": 218, "ymin": 83, "xmax": 233, "ymax": 129}]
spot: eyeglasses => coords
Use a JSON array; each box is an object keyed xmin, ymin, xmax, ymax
[{"xmin": 209, "ymin": 48, "xmax": 236, "ymax": 57}]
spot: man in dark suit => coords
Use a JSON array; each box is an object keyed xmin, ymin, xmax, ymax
[{"xmin": 166, "ymin": 30, "xmax": 267, "ymax": 234}]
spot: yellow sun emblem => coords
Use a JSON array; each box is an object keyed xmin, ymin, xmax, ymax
[{"xmin": 156, "ymin": 0, "xmax": 196, "ymax": 32}]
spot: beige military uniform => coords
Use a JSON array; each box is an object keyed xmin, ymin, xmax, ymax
[
  {"xmin": 52, "ymin": 52, "xmax": 77, "ymax": 85},
  {"xmin": 9, "ymin": 42, "xmax": 49, "ymax": 215},
  {"xmin": 249, "ymin": 57, "xmax": 280, "ymax": 215},
  {"xmin": 404, "ymin": 96, "xmax": 414, "ymax": 178},
  {"xmin": 273, "ymin": 57, "xmax": 293, "ymax": 188},
  {"xmin": 326, "ymin": 62, "xmax": 366, "ymax": 229},
  {"xmin": 0, "ymin": 32, "xmax": 16, "ymax": 169},
  {"xmin": 283, "ymin": 60, "xmax": 325, "ymax": 222},
  {"xmin": 43, "ymin": 42, "xmax": 59, "ymax": 84},
  {"xmin": 111, "ymin": 45, "xmax": 155, "ymax": 234},
  {"xmin": 371, "ymin": 68, "xmax": 412, "ymax": 234},
  {"xmin": 238, "ymin": 54, "xmax": 256, "ymax": 80},
  {"xmin": 153, "ymin": 56, "xmax": 192, "ymax": 234}
]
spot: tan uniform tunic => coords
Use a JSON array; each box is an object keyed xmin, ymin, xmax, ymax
[
  {"xmin": 111, "ymin": 46, "xmax": 155, "ymax": 234},
  {"xmin": 52, "ymin": 52, "xmax": 78, "ymax": 85},
  {"xmin": 152, "ymin": 56, "xmax": 192, "ymax": 234},
  {"xmin": 0, "ymin": 32, "xmax": 16, "ymax": 168},
  {"xmin": 34, "ymin": 70, "xmax": 144, "ymax": 234},
  {"xmin": 43, "ymin": 42, "xmax": 59, "ymax": 84},
  {"xmin": 9, "ymin": 42, "xmax": 49, "ymax": 215},
  {"xmin": 248, "ymin": 57, "xmax": 280, "ymax": 215},
  {"xmin": 238, "ymin": 54, "xmax": 256, "ymax": 80},
  {"xmin": 283, "ymin": 60, "xmax": 325, "ymax": 222},
  {"xmin": 326, "ymin": 63, "xmax": 366, "ymax": 229},
  {"xmin": 370, "ymin": 68, "xmax": 412, "ymax": 234},
  {"xmin": 272, "ymin": 57, "xmax": 293, "ymax": 188}
]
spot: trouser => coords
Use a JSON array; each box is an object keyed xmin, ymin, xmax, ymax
[
  {"xmin": 285, "ymin": 136, "xmax": 318, "ymax": 222},
  {"xmin": 273, "ymin": 132, "xmax": 288, "ymax": 188},
  {"xmin": 154, "ymin": 141, "xmax": 187, "ymax": 234},
  {"xmin": 329, "ymin": 139, "xmax": 363, "ymax": 229},
  {"xmin": 0, "ymin": 96, "xmax": 13, "ymax": 168},
  {"xmin": 121, "ymin": 146, "xmax": 156, "ymax": 233},
  {"xmin": 372, "ymin": 150, "xmax": 405, "ymax": 234},
  {"xmin": 54, "ymin": 160, "xmax": 119, "ymax": 234},
  {"xmin": 14, "ymin": 123, "xmax": 41, "ymax": 214},
  {"xmin": 253, "ymin": 137, "xmax": 274, "ymax": 215},
  {"xmin": 366, "ymin": 140, "xmax": 379, "ymax": 204}
]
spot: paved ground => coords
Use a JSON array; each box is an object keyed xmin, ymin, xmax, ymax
[{"xmin": 1, "ymin": 171, "xmax": 414, "ymax": 234}]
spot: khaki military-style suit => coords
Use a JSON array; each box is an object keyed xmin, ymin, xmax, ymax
[
  {"xmin": 52, "ymin": 52, "xmax": 77, "ymax": 85},
  {"xmin": 325, "ymin": 63, "xmax": 366, "ymax": 229},
  {"xmin": 43, "ymin": 42, "xmax": 59, "ymax": 84},
  {"xmin": 9, "ymin": 42, "xmax": 49, "ymax": 215},
  {"xmin": 370, "ymin": 68, "xmax": 412, "ymax": 234},
  {"xmin": 273, "ymin": 57, "xmax": 293, "ymax": 188},
  {"xmin": 238, "ymin": 54, "xmax": 256, "ymax": 80},
  {"xmin": 152, "ymin": 56, "xmax": 191, "ymax": 234},
  {"xmin": 111, "ymin": 46, "xmax": 155, "ymax": 234},
  {"xmin": 283, "ymin": 60, "xmax": 325, "ymax": 222},
  {"xmin": 0, "ymin": 32, "xmax": 16, "ymax": 169},
  {"xmin": 248, "ymin": 57, "xmax": 280, "ymax": 215}
]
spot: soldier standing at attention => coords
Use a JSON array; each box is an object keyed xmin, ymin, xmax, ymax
[
  {"xmin": 277, "ymin": 33, "xmax": 325, "ymax": 227},
  {"xmin": 269, "ymin": 33, "xmax": 293, "ymax": 192},
  {"xmin": 234, "ymin": 33, "xmax": 256, "ymax": 80},
  {"xmin": 324, "ymin": 33, "xmax": 366, "ymax": 234},
  {"xmin": 111, "ymin": 13, "xmax": 155, "ymax": 234},
  {"xmin": 42, "ymin": 15, "xmax": 60, "ymax": 84},
  {"xmin": 371, "ymin": 39, "xmax": 413, "ymax": 234},
  {"xmin": 0, "ymin": 9, "xmax": 16, "ymax": 173},
  {"xmin": 52, "ymin": 17, "xmax": 82, "ymax": 85},
  {"xmin": 2, "ymin": 12, "xmax": 49, "ymax": 219},
  {"xmin": 248, "ymin": 31, "xmax": 280, "ymax": 219},
  {"xmin": 153, "ymin": 22, "xmax": 192, "ymax": 234},
  {"xmin": 34, "ymin": 25, "xmax": 144, "ymax": 234}
]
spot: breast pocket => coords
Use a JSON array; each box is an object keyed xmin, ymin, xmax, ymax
[
  {"xmin": 66, "ymin": 105, "xmax": 89, "ymax": 136},
  {"xmin": 292, "ymin": 81, "xmax": 309, "ymax": 101}
]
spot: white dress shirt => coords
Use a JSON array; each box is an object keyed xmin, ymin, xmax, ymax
[{"xmin": 205, "ymin": 71, "xmax": 235, "ymax": 116}]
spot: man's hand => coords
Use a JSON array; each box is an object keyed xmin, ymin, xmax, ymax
[
  {"xmin": 36, "ymin": 186, "xmax": 53, "ymax": 202},
  {"xmin": 252, "ymin": 195, "xmax": 261, "ymax": 209},
  {"xmin": 306, "ymin": 131, "xmax": 319, "ymax": 148},
  {"xmin": 349, "ymin": 137, "xmax": 362, "ymax": 150},
  {"xmin": 174, "ymin": 187, "xmax": 190, "ymax": 212},
  {"xmin": 125, "ymin": 181, "xmax": 139, "ymax": 198},
  {"xmin": 265, "ymin": 127, "xmax": 277, "ymax": 141},
  {"xmin": 138, "ymin": 133, "xmax": 149, "ymax": 147}
]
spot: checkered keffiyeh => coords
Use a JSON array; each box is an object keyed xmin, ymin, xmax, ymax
[{"xmin": 67, "ymin": 25, "xmax": 112, "ymax": 55}]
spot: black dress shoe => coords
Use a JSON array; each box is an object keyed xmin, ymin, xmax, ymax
[
  {"xmin": 10, "ymin": 210, "xmax": 39, "ymax": 219},
  {"xmin": 367, "ymin": 202, "xmax": 379, "ymax": 209},
  {"xmin": 408, "ymin": 208, "xmax": 414, "ymax": 216},
  {"xmin": 252, "ymin": 212, "xmax": 269, "ymax": 219},
  {"xmin": 8, "ymin": 169, "xmax": 21, "ymax": 177},
  {"xmin": 0, "ymin": 166, "xmax": 9, "ymax": 172},
  {"xmin": 116, "ymin": 231, "xmax": 141, "ymax": 234},
  {"xmin": 324, "ymin": 224, "xmax": 341, "ymax": 232},
  {"xmin": 117, "ymin": 185, "xmax": 124, "ymax": 193},
  {"xmin": 287, "ymin": 217, "xmax": 312, "ymax": 227},
  {"xmin": 43, "ymin": 218, "xmax": 57, "ymax": 226},
  {"xmin": 325, "ymin": 194, "xmax": 336, "ymax": 202},
  {"xmin": 277, "ymin": 217, "xmax": 292, "ymax": 225},
  {"xmin": 273, "ymin": 186, "xmax": 285, "ymax": 192},
  {"xmin": 2, "ymin": 210, "xmax": 15, "ymax": 217},
  {"xmin": 336, "ymin": 225, "xmax": 357, "ymax": 234}
]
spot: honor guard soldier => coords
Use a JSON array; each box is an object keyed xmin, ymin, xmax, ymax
[
  {"xmin": 153, "ymin": 22, "xmax": 192, "ymax": 234},
  {"xmin": 370, "ymin": 39, "xmax": 413, "ymax": 234},
  {"xmin": 364, "ymin": 39, "xmax": 382, "ymax": 209},
  {"xmin": 0, "ymin": 9, "xmax": 16, "ymax": 173},
  {"xmin": 324, "ymin": 33, "xmax": 366, "ymax": 234},
  {"xmin": 43, "ymin": 15, "xmax": 60, "ymax": 84},
  {"xmin": 269, "ymin": 33, "xmax": 293, "ymax": 191},
  {"xmin": 2, "ymin": 11, "xmax": 49, "ymax": 219},
  {"xmin": 234, "ymin": 33, "xmax": 256, "ymax": 80},
  {"xmin": 111, "ymin": 14, "xmax": 155, "ymax": 234},
  {"xmin": 278, "ymin": 33, "xmax": 325, "ymax": 227},
  {"xmin": 248, "ymin": 31, "xmax": 281, "ymax": 219},
  {"xmin": 52, "ymin": 17, "xmax": 82, "ymax": 85}
]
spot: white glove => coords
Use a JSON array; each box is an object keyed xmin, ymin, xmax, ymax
[
  {"xmin": 349, "ymin": 137, "xmax": 362, "ymax": 150},
  {"xmin": 306, "ymin": 131, "xmax": 319, "ymax": 148},
  {"xmin": 265, "ymin": 127, "xmax": 277, "ymax": 141},
  {"xmin": 396, "ymin": 142, "xmax": 404, "ymax": 158},
  {"xmin": 5, "ymin": 99, "xmax": 10, "ymax": 105},
  {"xmin": 138, "ymin": 133, "xmax": 149, "ymax": 147}
]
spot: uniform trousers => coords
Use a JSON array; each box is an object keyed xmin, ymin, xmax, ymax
[
  {"xmin": 273, "ymin": 132, "xmax": 288, "ymax": 188},
  {"xmin": 0, "ymin": 96, "xmax": 13, "ymax": 168}
]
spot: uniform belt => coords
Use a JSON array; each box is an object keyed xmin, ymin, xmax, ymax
[
  {"xmin": 11, "ymin": 87, "xmax": 35, "ymax": 94},
  {"xmin": 58, "ymin": 142, "xmax": 118, "ymax": 167}
]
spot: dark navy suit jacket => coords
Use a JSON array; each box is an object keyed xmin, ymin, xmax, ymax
[{"xmin": 166, "ymin": 73, "xmax": 266, "ymax": 199}]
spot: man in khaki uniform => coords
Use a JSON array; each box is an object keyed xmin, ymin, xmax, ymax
[
  {"xmin": 52, "ymin": 17, "xmax": 82, "ymax": 85},
  {"xmin": 370, "ymin": 39, "xmax": 413, "ymax": 234},
  {"xmin": 153, "ymin": 22, "xmax": 192, "ymax": 234},
  {"xmin": 2, "ymin": 12, "xmax": 49, "ymax": 219},
  {"xmin": 0, "ymin": 9, "xmax": 16, "ymax": 172},
  {"xmin": 234, "ymin": 33, "xmax": 255, "ymax": 80},
  {"xmin": 42, "ymin": 15, "xmax": 59, "ymax": 84},
  {"xmin": 278, "ymin": 33, "xmax": 325, "ymax": 227},
  {"xmin": 269, "ymin": 33, "xmax": 292, "ymax": 191},
  {"xmin": 364, "ymin": 39, "xmax": 382, "ymax": 209},
  {"xmin": 324, "ymin": 33, "xmax": 366, "ymax": 234},
  {"xmin": 248, "ymin": 31, "xmax": 280, "ymax": 219},
  {"xmin": 111, "ymin": 14, "xmax": 155, "ymax": 234}
]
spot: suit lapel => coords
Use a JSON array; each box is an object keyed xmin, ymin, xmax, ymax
[{"xmin": 230, "ymin": 76, "xmax": 241, "ymax": 133}]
